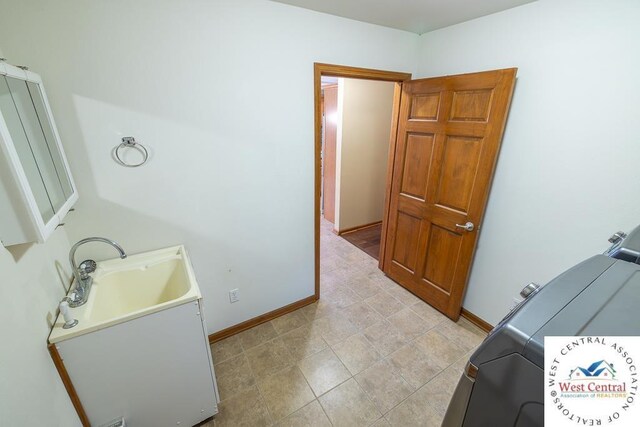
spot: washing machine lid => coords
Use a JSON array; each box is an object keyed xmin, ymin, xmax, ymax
[
  {"xmin": 525, "ymin": 258, "xmax": 640, "ymax": 367},
  {"xmin": 470, "ymin": 255, "xmax": 617, "ymax": 369}
]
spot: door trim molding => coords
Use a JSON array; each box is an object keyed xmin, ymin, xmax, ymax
[
  {"xmin": 378, "ymin": 82, "xmax": 404, "ymax": 270},
  {"xmin": 314, "ymin": 63, "xmax": 411, "ymax": 298}
]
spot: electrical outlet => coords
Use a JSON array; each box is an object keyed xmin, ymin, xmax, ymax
[{"xmin": 229, "ymin": 288, "xmax": 240, "ymax": 303}]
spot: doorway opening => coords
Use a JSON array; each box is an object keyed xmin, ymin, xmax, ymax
[
  {"xmin": 315, "ymin": 64, "xmax": 516, "ymax": 329},
  {"xmin": 321, "ymin": 75, "xmax": 395, "ymax": 261},
  {"xmin": 313, "ymin": 63, "xmax": 411, "ymax": 298}
]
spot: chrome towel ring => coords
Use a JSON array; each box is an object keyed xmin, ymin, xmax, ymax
[{"xmin": 114, "ymin": 137, "xmax": 149, "ymax": 167}]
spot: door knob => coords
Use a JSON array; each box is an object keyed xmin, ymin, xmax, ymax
[{"xmin": 455, "ymin": 221, "xmax": 475, "ymax": 232}]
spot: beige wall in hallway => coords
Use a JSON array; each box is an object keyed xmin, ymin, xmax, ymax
[{"xmin": 335, "ymin": 78, "xmax": 395, "ymax": 233}]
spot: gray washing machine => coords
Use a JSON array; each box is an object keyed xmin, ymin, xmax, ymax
[{"xmin": 442, "ymin": 225, "xmax": 640, "ymax": 427}]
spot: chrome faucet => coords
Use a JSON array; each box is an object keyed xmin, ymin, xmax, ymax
[{"xmin": 68, "ymin": 237, "xmax": 127, "ymax": 307}]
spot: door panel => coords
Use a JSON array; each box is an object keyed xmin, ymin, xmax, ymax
[
  {"xmin": 422, "ymin": 224, "xmax": 462, "ymax": 294},
  {"xmin": 409, "ymin": 93, "xmax": 441, "ymax": 120},
  {"xmin": 391, "ymin": 211, "xmax": 422, "ymax": 273},
  {"xmin": 435, "ymin": 135, "xmax": 483, "ymax": 213},
  {"xmin": 382, "ymin": 68, "xmax": 517, "ymax": 320},
  {"xmin": 400, "ymin": 133, "xmax": 435, "ymax": 201},
  {"xmin": 450, "ymin": 89, "xmax": 493, "ymax": 122}
]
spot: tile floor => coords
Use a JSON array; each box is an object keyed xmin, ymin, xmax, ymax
[{"xmin": 205, "ymin": 219, "xmax": 487, "ymax": 426}]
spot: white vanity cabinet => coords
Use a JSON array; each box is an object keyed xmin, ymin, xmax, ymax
[
  {"xmin": 53, "ymin": 300, "xmax": 219, "ymax": 427},
  {"xmin": 0, "ymin": 61, "xmax": 77, "ymax": 246}
]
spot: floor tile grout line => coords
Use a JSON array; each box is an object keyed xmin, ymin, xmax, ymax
[
  {"xmin": 315, "ymin": 397, "xmax": 336, "ymax": 427},
  {"xmin": 351, "ymin": 365, "xmax": 401, "ymax": 419},
  {"xmin": 240, "ymin": 337, "xmax": 278, "ymax": 426},
  {"xmin": 376, "ymin": 360, "xmax": 453, "ymax": 420},
  {"xmin": 358, "ymin": 334, "xmax": 440, "ymax": 417},
  {"xmin": 296, "ymin": 335, "xmax": 385, "ymax": 418},
  {"xmin": 320, "ymin": 223, "xmax": 396, "ymax": 424},
  {"xmin": 296, "ymin": 366, "xmax": 335, "ymax": 426},
  {"xmin": 349, "ymin": 232, "xmax": 477, "ymax": 416},
  {"xmin": 278, "ymin": 305, "xmax": 456, "ymax": 404},
  {"xmin": 348, "ymin": 372, "xmax": 385, "ymax": 423},
  {"xmin": 242, "ymin": 325, "xmax": 349, "ymax": 424}
]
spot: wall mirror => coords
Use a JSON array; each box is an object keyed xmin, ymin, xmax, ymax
[{"xmin": 0, "ymin": 61, "xmax": 77, "ymax": 246}]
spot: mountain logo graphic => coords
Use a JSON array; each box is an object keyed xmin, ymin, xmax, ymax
[{"xmin": 568, "ymin": 360, "xmax": 616, "ymax": 380}]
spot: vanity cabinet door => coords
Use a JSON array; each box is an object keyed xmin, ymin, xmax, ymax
[{"xmin": 57, "ymin": 301, "xmax": 219, "ymax": 427}]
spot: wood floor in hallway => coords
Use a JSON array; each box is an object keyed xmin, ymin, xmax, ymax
[{"xmin": 340, "ymin": 223, "xmax": 382, "ymax": 261}]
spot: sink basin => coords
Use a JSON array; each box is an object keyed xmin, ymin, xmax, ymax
[
  {"xmin": 49, "ymin": 245, "xmax": 201, "ymax": 343},
  {"xmin": 88, "ymin": 255, "xmax": 191, "ymax": 322}
]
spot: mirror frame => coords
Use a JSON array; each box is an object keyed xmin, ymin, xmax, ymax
[{"xmin": 0, "ymin": 62, "xmax": 78, "ymax": 243}]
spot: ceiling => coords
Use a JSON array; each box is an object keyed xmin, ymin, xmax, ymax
[{"xmin": 269, "ymin": 0, "xmax": 536, "ymax": 34}]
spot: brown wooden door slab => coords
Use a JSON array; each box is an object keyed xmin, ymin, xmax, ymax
[
  {"xmin": 381, "ymin": 68, "xmax": 517, "ymax": 320},
  {"xmin": 322, "ymin": 85, "xmax": 338, "ymax": 223}
]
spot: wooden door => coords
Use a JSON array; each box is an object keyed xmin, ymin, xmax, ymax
[
  {"xmin": 322, "ymin": 85, "xmax": 338, "ymax": 223},
  {"xmin": 381, "ymin": 68, "xmax": 517, "ymax": 320}
]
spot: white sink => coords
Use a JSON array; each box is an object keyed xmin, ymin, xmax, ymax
[{"xmin": 49, "ymin": 245, "xmax": 201, "ymax": 343}]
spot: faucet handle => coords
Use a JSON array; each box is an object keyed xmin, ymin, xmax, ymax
[
  {"xmin": 67, "ymin": 291, "xmax": 82, "ymax": 306},
  {"xmin": 59, "ymin": 300, "xmax": 78, "ymax": 329},
  {"xmin": 78, "ymin": 259, "xmax": 97, "ymax": 279}
]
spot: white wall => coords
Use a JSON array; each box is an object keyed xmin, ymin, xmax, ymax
[
  {"xmin": 0, "ymin": 228, "xmax": 80, "ymax": 426},
  {"xmin": 0, "ymin": 0, "xmax": 418, "ymax": 333},
  {"xmin": 10, "ymin": 0, "xmax": 639, "ymax": 423},
  {"xmin": 334, "ymin": 78, "xmax": 394, "ymax": 232},
  {"xmin": 0, "ymin": 43, "xmax": 80, "ymax": 427},
  {"xmin": 417, "ymin": 0, "xmax": 640, "ymax": 325}
]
